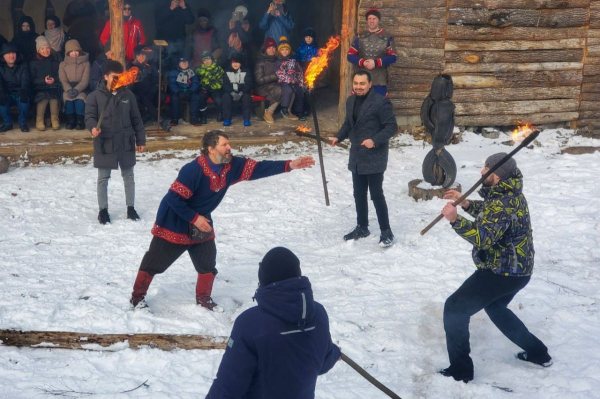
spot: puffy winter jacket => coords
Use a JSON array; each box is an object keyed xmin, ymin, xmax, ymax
[
  {"xmin": 100, "ymin": 18, "xmax": 146, "ymax": 62},
  {"xmin": 206, "ymin": 276, "xmax": 340, "ymax": 399},
  {"xmin": 451, "ymin": 169, "xmax": 535, "ymax": 277},
  {"xmin": 0, "ymin": 45, "xmax": 30, "ymax": 98}
]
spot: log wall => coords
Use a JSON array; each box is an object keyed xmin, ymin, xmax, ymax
[{"xmin": 357, "ymin": 0, "xmax": 600, "ymax": 127}]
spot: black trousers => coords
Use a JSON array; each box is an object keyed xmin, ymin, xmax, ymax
[
  {"xmin": 352, "ymin": 172, "xmax": 390, "ymax": 230},
  {"xmin": 222, "ymin": 91, "xmax": 252, "ymax": 121},
  {"xmin": 444, "ymin": 269, "xmax": 549, "ymax": 374},
  {"xmin": 139, "ymin": 236, "xmax": 217, "ymax": 276},
  {"xmin": 280, "ymin": 82, "xmax": 304, "ymax": 115},
  {"xmin": 198, "ymin": 89, "xmax": 223, "ymax": 113}
]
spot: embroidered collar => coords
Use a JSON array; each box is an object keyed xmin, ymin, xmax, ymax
[{"xmin": 198, "ymin": 155, "xmax": 232, "ymax": 192}]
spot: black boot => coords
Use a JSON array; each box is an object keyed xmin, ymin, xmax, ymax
[
  {"xmin": 343, "ymin": 225, "xmax": 370, "ymax": 241},
  {"xmin": 66, "ymin": 114, "xmax": 76, "ymax": 130},
  {"xmin": 98, "ymin": 208, "xmax": 110, "ymax": 224},
  {"xmin": 190, "ymin": 116, "xmax": 201, "ymax": 127},
  {"xmin": 127, "ymin": 206, "xmax": 140, "ymax": 221},
  {"xmin": 516, "ymin": 352, "xmax": 553, "ymax": 367},
  {"xmin": 379, "ymin": 229, "xmax": 394, "ymax": 247},
  {"xmin": 438, "ymin": 367, "xmax": 473, "ymax": 383},
  {"xmin": 75, "ymin": 114, "xmax": 85, "ymax": 130},
  {"xmin": 200, "ymin": 111, "xmax": 207, "ymax": 124}
]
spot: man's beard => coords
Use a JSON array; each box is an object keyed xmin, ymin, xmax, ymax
[
  {"xmin": 482, "ymin": 176, "xmax": 495, "ymax": 187},
  {"xmin": 216, "ymin": 153, "xmax": 232, "ymax": 164}
]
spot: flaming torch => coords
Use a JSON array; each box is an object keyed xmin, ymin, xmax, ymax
[
  {"xmin": 512, "ymin": 122, "xmax": 535, "ymax": 143},
  {"xmin": 96, "ymin": 67, "xmax": 140, "ymax": 131},
  {"xmin": 303, "ymin": 36, "xmax": 341, "ymax": 206}
]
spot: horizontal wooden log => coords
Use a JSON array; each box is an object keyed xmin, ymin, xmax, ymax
[
  {"xmin": 359, "ymin": 7, "xmax": 446, "ymax": 20},
  {"xmin": 388, "ymin": 91, "xmax": 431, "ymax": 99},
  {"xmin": 393, "ymin": 37, "xmax": 445, "ymax": 49},
  {"xmin": 584, "ymin": 65, "xmax": 600, "ymax": 75},
  {"xmin": 580, "ymin": 91, "xmax": 600, "ymax": 100},
  {"xmin": 452, "ymin": 70, "xmax": 583, "ymax": 88},
  {"xmin": 448, "ymin": 8, "xmax": 588, "ymax": 28},
  {"xmin": 392, "ymin": 83, "xmax": 435, "ymax": 92},
  {"xmin": 358, "ymin": 0, "xmax": 445, "ymax": 8},
  {"xmin": 389, "ymin": 67, "xmax": 443, "ymax": 76},
  {"xmin": 578, "ymin": 101, "xmax": 600, "ymax": 111},
  {"xmin": 385, "ymin": 25, "xmax": 446, "ymax": 38},
  {"xmin": 393, "ymin": 108, "xmax": 421, "ymax": 116},
  {"xmin": 0, "ymin": 329, "xmax": 228, "ymax": 351},
  {"xmin": 583, "ymin": 74, "xmax": 600, "ymax": 82},
  {"xmin": 390, "ymin": 99, "xmax": 426, "ymax": 109},
  {"xmin": 395, "ymin": 58, "xmax": 445, "ymax": 70},
  {"xmin": 455, "ymin": 99, "xmax": 579, "ymax": 115},
  {"xmin": 582, "ymin": 82, "xmax": 600, "ymax": 91},
  {"xmin": 588, "ymin": 29, "xmax": 600, "ymax": 38},
  {"xmin": 446, "ymin": 26, "xmax": 587, "ymax": 41},
  {"xmin": 584, "ymin": 57, "xmax": 600, "ymax": 65},
  {"xmin": 452, "ymin": 86, "xmax": 581, "ymax": 102},
  {"xmin": 396, "ymin": 47, "xmax": 445, "ymax": 59},
  {"xmin": 587, "ymin": 45, "xmax": 600, "ymax": 57},
  {"xmin": 445, "ymin": 38, "xmax": 585, "ymax": 51},
  {"xmin": 388, "ymin": 71, "xmax": 440, "ymax": 84},
  {"xmin": 588, "ymin": 37, "xmax": 600, "ymax": 45},
  {"xmin": 579, "ymin": 110, "xmax": 600, "ymax": 118},
  {"xmin": 444, "ymin": 49, "xmax": 583, "ymax": 63},
  {"xmin": 591, "ymin": 9, "xmax": 600, "ymax": 28},
  {"xmin": 455, "ymin": 112, "xmax": 579, "ymax": 126},
  {"xmin": 444, "ymin": 62, "xmax": 582, "ymax": 73},
  {"xmin": 448, "ymin": 0, "xmax": 590, "ymax": 9}
]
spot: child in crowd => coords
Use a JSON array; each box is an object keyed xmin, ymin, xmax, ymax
[
  {"xmin": 168, "ymin": 57, "xmax": 200, "ymax": 127},
  {"xmin": 222, "ymin": 53, "xmax": 252, "ymax": 127},
  {"xmin": 59, "ymin": 39, "xmax": 90, "ymax": 130},
  {"xmin": 275, "ymin": 36, "xmax": 305, "ymax": 121},
  {"xmin": 196, "ymin": 51, "xmax": 224, "ymax": 124},
  {"xmin": 90, "ymin": 43, "xmax": 112, "ymax": 91},
  {"xmin": 296, "ymin": 27, "xmax": 318, "ymax": 118},
  {"xmin": 130, "ymin": 45, "xmax": 170, "ymax": 131},
  {"xmin": 30, "ymin": 36, "xmax": 61, "ymax": 131}
]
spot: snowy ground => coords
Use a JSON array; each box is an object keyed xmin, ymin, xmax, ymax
[{"xmin": 1, "ymin": 130, "xmax": 599, "ymax": 399}]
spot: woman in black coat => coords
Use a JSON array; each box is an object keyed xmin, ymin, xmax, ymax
[
  {"xmin": 12, "ymin": 16, "xmax": 39, "ymax": 63},
  {"xmin": 30, "ymin": 36, "xmax": 62, "ymax": 131}
]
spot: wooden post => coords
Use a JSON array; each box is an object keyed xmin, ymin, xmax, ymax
[
  {"xmin": 109, "ymin": 0, "xmax": 126, "ymax": 67},
  {"xmin": 338, "ymin": 0, "xmax": 358, "ymax": 128}
]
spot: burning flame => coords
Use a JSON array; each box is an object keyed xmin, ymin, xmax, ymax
[
  {"xmin": 110, "ymin": 67, "xmax": 139, "ymax": 91},
  {"xmin": 296, "ymin": 125, "xmax": 312, "ymax": 133},
  {"xmin": 304, "ymin": 36, "xmax": 341, "ymax": 90},
  {"xmin": 512, "ymin": 123, "xmax": 534, "ymax": 142}
]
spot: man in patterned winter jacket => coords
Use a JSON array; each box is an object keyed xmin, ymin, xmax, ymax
[{"xmin": 439, "ymin": 153, "xmax": 552, "ymax": 383}]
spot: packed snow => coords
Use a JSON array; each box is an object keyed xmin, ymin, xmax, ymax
[{"xmin": 1, "ymin": 130, "xmax": 599, "ymax": 398}]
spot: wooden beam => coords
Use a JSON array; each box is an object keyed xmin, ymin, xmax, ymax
[
  {"xmin": 455, "ymin": 112, "xmax": 579, "ymax": 126},
  {"xmin": 447, "ymin": 8, "xmax": 588, "ymax": 28},
  {"xmin": 451, "ymin": 70, "xmax": 583, "ymax": 88},
  {"xmin": 452, "ymin": 87, "xmax": 581, "ymax": 102},
  {"xmin": 109, "ymin": 0, "xmax": 125, "ymax": 67},
  {"xmin": 0, "ymin": 329, "xmax": 227, "ymax": 351},
  {"xmin": 448, "ymin": 0, "xmax": 590, "ymax": 9},
  {"xmin": 446, "ymin": 26, "xmax": 587, "ymax": 41},
  {"xmin": 445, "ymin": 38, "xmax": 585, "ymax": 51},
  {"xmin": 444, "ymin": 49, "xmax": 584, "ymax": 63},
  {"xmin": 455, "ymin": 99, "xmax": 579, "ymax": 115},
  {"xmin": 338, "ymin": 0, "xmax": 358, "ymax": 128},
  {"xmin": 444, "ymin": 62, "xmax": 582, "ymax": 73}
]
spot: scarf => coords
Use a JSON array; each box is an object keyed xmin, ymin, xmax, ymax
[
  {"xmin": 176, "ymin": 68, "xmax": 196, "ymax": 85},
  {"xmin": 44, "ymin": 28, "xmax": 65, "ymax": 52}
]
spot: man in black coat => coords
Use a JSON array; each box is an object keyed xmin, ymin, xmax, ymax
[
  {"xmin": 85, "ymin": 60, "xmax": 146, "ymax": 224},
  {"xmin": 155, "ymin": 0, "xmax": 195, "ymax": 67},
  {"xmin": 331, "ymin": 70, "xmax": 398, "ymax": 247},
  {"xmin": 0, "ymin": 43, "xmax": 31, "ymax": 132}
]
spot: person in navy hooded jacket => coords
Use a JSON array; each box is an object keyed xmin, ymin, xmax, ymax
[{"xmin": 206, "ymin": 246, "xmax": 341, "ymax": 399}]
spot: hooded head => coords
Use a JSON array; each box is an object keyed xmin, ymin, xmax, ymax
[
  {"xmin": 1, "ymin": 43, "xmax": 20, "ymax": 65},
  {"xmin": 45, "ymin": 15, "xmax": 61, "ymax": 30},
  {"xmin": 65, "ymin": 39, "xmax": 82, "ymax": 56},
  {"xmin": 18, "ymin": 16, "xmax": 36, "ymax": 35},
  {"xmin": 258, "ymin": 247, "xmax": 302, "ymax": 287}
]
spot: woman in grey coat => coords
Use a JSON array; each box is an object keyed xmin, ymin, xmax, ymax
[{"xmin": 85, "ymin": 60, "xmax": 146, "ymax": 225}]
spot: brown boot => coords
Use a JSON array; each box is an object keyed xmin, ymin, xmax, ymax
[
  {"xmin": 36, "ymin": 115, "xmax": 45, "ymax": 131},
  {"xmin": 51, "ymin": 115, "xmax": 60, "ymax": 130},
  {"xmin": 130, "ymin": 270, "xmax": 154, "ymax": 308},
  {"xmin": 196, "ymin": 272, "xmax": 217, "ymax": 310},
  {"xmin": 263, "ymin": 110, "xmax": 275, "ymax": 124}
]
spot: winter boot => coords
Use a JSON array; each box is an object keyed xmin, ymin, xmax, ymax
[
  {"xmin": 127, "ymin": 206, "xmax": 140, "ymax": 221},
  {"xmin": 98, "ymin": 208, "xmax": 110, "ymax": 224},
  {"xmin": 223, "ymin": 119, "xmax": 231, "ymax": 127},
  {"xmin": 343, "ymin": 225, "xmax": 370, "ymax": 241},
  {"xmin": 280, "ymin": 108, "xmax": 299, "ymax": 121},
  {"xmin": 36, "ymin": 115, "xmax": 46, "ymax": 131},
  {"xmin": 516, "ymin": 352, "xmax": 553, "ymax": 367},
  {"xmin": 190, "ymin": 116, "xmax": 202, "ymax": 127},
  {"xmin": 438, "ymin": 367, "xmax": 473, "ymax": 383},
  {"xmin": 200, "ymin": 110, "xmax": 208, "ymax": 124},
  {"xmin": 243, "ymin": 119, "xmax": 251, "ymax": 127},
  {"xmin": 130, "ymin": 270, "xmax": 154, "ymax": 308},
  {"xmin": 159, "ymin": 119, "xmax": 172, "ymax": 132},
  {"xmin": 196, "ymin": 272, "xmax": 217, "ymax": 310},
  {"xmin": 66, "ymin": 114, "xmax": 76, "ymax": 130},
  {"xmin": 169, "ymin": 118, "xmax": 178, "ymax": 127},
  {"xmin": 263, "ymin": 110, "xmax": 275, "ymax": 124},
  {"xmin": 51, "ymin": 115, "xmax": 60, "ymax": 130},
  {"xmin": 379, "ymin": 229, "xmax": 394, "ymax": 247},
  {"xmin": 216, "ymin": 112, "xmax": 224, "ymax": 123},
  {"xmin": 75, "ymin": 114, "xmax": 85, "ymax": 130}
]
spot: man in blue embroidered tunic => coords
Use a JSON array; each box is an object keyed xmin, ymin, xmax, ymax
[{"xmin": 130, "ymin": 130, "xmax": 315, "ymax": 310}]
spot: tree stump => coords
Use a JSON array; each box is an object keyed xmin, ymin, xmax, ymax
[
  {"xmin": 408, "ymin": 179, "xmax": 461, "ymax": 201},
  {"xmin": 0, "ymin": 155, "xmax": 9, "ymax": 174}
]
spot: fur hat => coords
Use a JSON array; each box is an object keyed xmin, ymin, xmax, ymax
[
  {"xmin": 35, "ymin": 36, "xmax": 51, "ymax": 52},
  {"xmin": 263, "ymin": 37, "xmax": 277, "ymax": 52},
  {"xmin": 258, "ymin": 247, "xmax": 301, "ymax": 287},
  {"xmin": 303, "ymin": 27, "xmax": 316, "ymax": 39},
  {"xmin": 277, "ymin": 36, "xmax": 291, "ymax": 52},
  {"xmin": 485, "ymin": 153, "xmax": 517, "ymax": 180},
  {"xmin": 65, "ymin": 39, "xmax": 82, "ymax": 55},
  {"xmin": 365, "ymin": 7, "xmax": 381, "ymax": 20},
  {"xmin": 230, "ymin": 52, "xmax": 244, "ymax": 66}
]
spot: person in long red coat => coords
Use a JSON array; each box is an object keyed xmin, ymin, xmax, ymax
[{"xmin": 99, "ymin": 0, "xmax": 146, "ymax": 63}]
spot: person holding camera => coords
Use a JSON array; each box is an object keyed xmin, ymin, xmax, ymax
[
  {"xmin": 155, "ymin": 0, "xmax": 194, "ymax": 67},
  {"xmin": 259, "ymin": 0, "xmax": 294, "ymax": 45},
  {"xmin": 168, "ymin": 56, "xmax": 200, "ymax": 126}
]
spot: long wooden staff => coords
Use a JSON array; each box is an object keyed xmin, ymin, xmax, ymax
[
  {"xmin": 341, "ymin": 353, "xmax": 402, "ymax": 399},
  {"xmin": 420, "ymin": 130, "xmax": 540, "ymax": 236}
]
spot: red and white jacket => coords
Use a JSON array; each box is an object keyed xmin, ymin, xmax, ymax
[{"xmin": 100, "ymin": 18, "xmax": 146, "ymax": 62}]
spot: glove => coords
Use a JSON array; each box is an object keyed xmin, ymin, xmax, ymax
[
  {"xmin": 68, "ymin": 88, "xmax": 79, "ymax": 99},
  {"xmin": 178, "ymin": 91, "xmax": 190, "ymax": 101},
  {"xmin": 20, "ymin": 89, "xmax": 29, "ymax": 103},
  {"xmin": 231, "ymin": 91, "xmax": 242, "ymax": 101}
]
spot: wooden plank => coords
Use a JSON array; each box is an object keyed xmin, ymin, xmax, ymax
[
  {"xmin": 587, "ymin": 29, "xmax": 600, "ymax": 38},
  {"xmin": 455, "ymin": 99, "xmax": 579, "ymax": 115},
  {"xmin": 446, "ymin": 26, "xmax": 587, "ymax": 41},
  {"xmin": 588, "ymin": 37, "xmax": 600, "ymax": 45},
  {"xmin": 389, "ymin": 67, "xmax": 442, "ymax": 76},
  {"xmin": 388, "ymin": 72, "xmax": 439, "ymax": 84},
  {"xmin": 392, "ymin": 37, "xmax": 445, "ymax": 49},
  {"xmin": 583, "ymin": 74, "xmax": 600, "ymax": 82},
  {"xmin": 584, "ymin": 57, "xmax": 600, "ymax": 65},
  {"xmin": 448, "ymin": 8, "xmax": 588, "ymax": 28},
  {"xmin": 0, "ymin": 329, "xmax": 227, "ymax": 351},
  {"xmin": 444, "ymin": 49, "xmax": 583, "ymax": 63},
  {"xmin": 584, "ymin": 65, "xmax": 600, "ymax": 75},
  {"xmin": 452, "ymin": 70, "xmax": 583, "ymax": 88},
  {"xmin": 448, "ymin": 0, "xmax": 590, "ymax": 9},
  {"xmin": 396, "ymin": 57, "xmax": 445, "ymax": 70},
  {"xmin": 580, "ymin": 91, "xmax": 600, "ymax": 100},
  {"xmin": 359, "ymin": 0, "xmax": 445, "ymax": 8},
  {"xmin": 587, "ymin": 45, "xmax": 600, "ymax": 57},
  {"xmin": 582, "ymin": 82, "xmax": 600, "ymax": 91},
  {"xmin": 580, "ymin": 110, "xmax": 600, "ymax": 118},
  {"xmin": 452, "ymin": 87, "xmax": 580, "ymax": 102},
  {"xmin": 445, "ymin": 38, "xmax": 585, "ymax": 51},
  {"xmin": 578, "ymin": 101, "xmax": 600, "ymax": 111},
  {"xmin": 338, "ymin": 0, "xmax": 358, "ymax": 128},
  {"xmin": 358, "ymin": 7, "xmax": 446, "ymax": 20},
  {"xmin": 385, "ymin": 25, "xmax": 446, "ymax": 38},
  {"xmin": 389, "ymin": 99, "xmax": 426, "ymax": 109},
  {"xmin": 444, "ymin": 62, "xmax": 582, "ymax": 73},
  {"xmin": 590, "ymin": 8, "xmax": 600, "ymax": 29},
  {"xmin": 455, "ymin": 112, "xmax": 579, "ymax": 126},
  {"xmin": 388, "ymin": 91, "xmax": 431, "ymax": 99}
]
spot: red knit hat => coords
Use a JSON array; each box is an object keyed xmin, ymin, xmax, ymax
[
  {"xmin": 263, "ymin": 37, "xmax": 277, "ymax": 52},
  {"xmin": 365, "ymin": 7, "xmax": 381, "ymax": 20}
]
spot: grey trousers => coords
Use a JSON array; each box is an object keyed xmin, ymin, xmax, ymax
[{"xmin": 97, "ymin": 166, "xmax": 135, "ymax": 210}]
